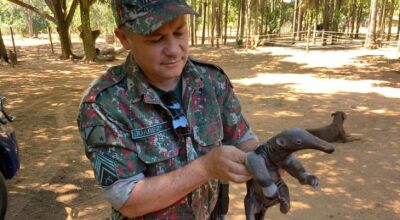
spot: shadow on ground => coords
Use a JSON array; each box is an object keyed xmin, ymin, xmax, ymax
[{"xmin": 0, "ymin": 42, "xmax": 399, "ymax": 219}]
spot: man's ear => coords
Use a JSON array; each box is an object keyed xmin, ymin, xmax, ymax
[{"xmin": 114, "ymin": 27, "xmax": 132, "ymax": 50}]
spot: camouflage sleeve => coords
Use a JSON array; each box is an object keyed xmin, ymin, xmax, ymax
[
  {"xmin": 77, "ymin": 102, "xmax": 146, "ymax": 188},
  {"xmin": 212, "ymin": 70, "xmax": 257, "ymax": 146},
  {"xmin": 237, "ymin": 129, "xmax": 258, "ymax": 145}
]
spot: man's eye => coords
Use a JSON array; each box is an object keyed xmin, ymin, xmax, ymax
[
  {"xmin": 174, "ymin": 31, "xmax": 184, "ymax": 37},
  {"xmin": 149, "ymin": 37, "xmax": 163, "ymax": 43}
]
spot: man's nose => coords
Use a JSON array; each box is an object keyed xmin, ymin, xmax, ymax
[{"xmin": 163, "ymin": 38, "xmax": 180, "ymax": 56}]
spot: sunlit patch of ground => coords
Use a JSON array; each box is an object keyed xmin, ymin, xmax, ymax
[
  {"xmin": 254, "ymin": 47, "xmax": 400, "ymax": 68},
  {"xmin": 2, "ymin": 35, "xmax": 400, "ymax": 220},
  {"xmin": 232, "ymin": 73, "xmax": 400, "ymax": 98}
]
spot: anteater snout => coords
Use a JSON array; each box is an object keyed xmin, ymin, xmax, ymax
[
  {"xmin": 325, "ymin": 146, "xmax": 335, "ymax": 154},
  {"xmin": 313, "ymin": 135, "xmax": 336, "ymax": 154}
]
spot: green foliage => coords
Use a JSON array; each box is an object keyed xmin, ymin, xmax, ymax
[
  {"xmin": 267, "ymin": 7, "xmax": 282, "ymax": 34},
  {"xmin": 0, "ymin": 3, "xmax": 25, "ymax": 33},
  {"xmin": 331, "ymin": 4, "xmax": 345, "ymax": 30},
  {"xmin": 70, "ymin": 1, "xmax": 116, "ymax": 37},
  {"xmin": 90, "ymin": 2, "xmax": 116, "ymax": 35},
  {"xmin": 0, "ymin": 0, "xmax": 49, "ymax": 36},
  {"xmin": 2, "ymin": 0, "xmax": 394, "ymax": 43},
  {"xmin": 31, "ymin": 13, "xmax": 50, "ymax": 34}
]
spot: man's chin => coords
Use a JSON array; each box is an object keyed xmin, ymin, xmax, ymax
[{"xmin": 161, "ymin": 65, "xmax": 184, "ymax": 74}]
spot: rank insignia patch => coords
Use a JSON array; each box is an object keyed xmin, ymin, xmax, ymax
[{"xmin": 93, "ymin": 152, "xmax": 119, "ymax": 186}]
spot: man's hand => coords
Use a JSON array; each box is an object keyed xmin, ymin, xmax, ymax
[
  {"xmin": 200, "ymin": 145, "xmax": 252, "ymax": 183},
  {"xmin": 120, "ymin": 145, "xmax": 252, "ymax": 217}
]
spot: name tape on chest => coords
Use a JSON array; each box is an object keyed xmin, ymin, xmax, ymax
[{"xmin": 131, "ymin": 121, "xmax": 172, "ymax": 140}]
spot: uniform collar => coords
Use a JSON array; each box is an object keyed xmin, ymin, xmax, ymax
[
  {"xmin": 182, "ymin": 57, "xmax": 204, "ymax": 91},
  {"xmin": 123, "ymin": 53, "xmax": 160, "ymax": 104}
]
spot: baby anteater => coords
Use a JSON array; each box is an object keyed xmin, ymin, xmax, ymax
[{"xmin": 244, "ymin": 128, "xmax": 335, "ymax": 220}]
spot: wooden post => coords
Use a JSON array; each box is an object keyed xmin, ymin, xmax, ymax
[
  {"xmin": 48, "ymin": 26, "xmax": 54, "ymax": 54},
  {"xmin": 10, "ymin": 27, "xmax": 16, "ymax": 55}
]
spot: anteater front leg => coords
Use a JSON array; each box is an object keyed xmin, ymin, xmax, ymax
[
  {"xmin": 281, "ymin": 155, "xmax": 319, "ymax": 187},
  {"xmin": 246, "ymin": 152, "xmax": 278, "ymax": 197}
]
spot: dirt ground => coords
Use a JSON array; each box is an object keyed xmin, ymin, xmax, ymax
[{"xmin": 0, "ymin": 38, "xmax": 399, "ymax": 220}]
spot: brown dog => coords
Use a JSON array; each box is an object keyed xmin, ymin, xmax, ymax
[{"xmin": 306, "ymin": 111, "xmax": 360, "ymax": 143}]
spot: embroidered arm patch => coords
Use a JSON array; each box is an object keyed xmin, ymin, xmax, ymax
[
  {"xmin": 93, "ymin": 152, "xmax": 119, "ymax": 187},
  {"xmin": 84, "ymin": 125, "xmax": 107, "ymax": 145}
]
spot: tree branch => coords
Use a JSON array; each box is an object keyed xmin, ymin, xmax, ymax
[
  {"xmin": 44, "ymin": 0, "xmax": 55, "ymax": 15},
  {"xmin": 66, "ymin": 0, "xmax": 79, "ymax": 25},
  {"xmin": 89, "ymin": 0, "xmax": 97, "ymax": 6},
  {"xmin": 7, "ymin": 0, "xmax": 56, "ymax": 24}
]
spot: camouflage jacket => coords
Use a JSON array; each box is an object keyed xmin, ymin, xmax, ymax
[{"xmin": 77, "ymin": 54, "xmax": 253, "ymax": 219}]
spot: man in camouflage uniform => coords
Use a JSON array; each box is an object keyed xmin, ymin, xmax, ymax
[{"xmin": 77, "ymin": 0, "xmax": 259, "ymax": 219}]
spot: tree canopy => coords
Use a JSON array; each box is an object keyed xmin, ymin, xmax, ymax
[{"xmin": 1, "ymin": 0, "xmax": 399, "ymax": 60}]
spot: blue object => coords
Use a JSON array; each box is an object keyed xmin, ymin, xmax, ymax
[{"xmin": 0, "ymin": 96, "xmax": 19, "ymax": 180}]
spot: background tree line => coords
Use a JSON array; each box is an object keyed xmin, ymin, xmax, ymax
[{"xmin": 1, "ymin": 0, "xmax": 399, "ymax": 62}]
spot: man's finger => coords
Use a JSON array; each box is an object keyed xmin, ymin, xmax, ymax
[
  {"xmin": 228, "ymin": 161, "xmax": 251, "ymax": 176},
  {"xmin": 229, "ymin": 173, "xmax": 252, "ymax": 183}
]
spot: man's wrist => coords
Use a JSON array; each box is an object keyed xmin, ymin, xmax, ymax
[{"xmin": 194, "ymin": 155, "xmax": 211, "ymax": 182}]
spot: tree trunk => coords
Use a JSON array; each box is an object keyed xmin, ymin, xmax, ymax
[
  {"xmin": 223, "ymin": 0, "xmax": 229, "ymax": 45},
  {"xmin": 386, "ymin": 0, "xmax": 395, "ymax": 41},
  {"xmin": 292, "ymin": 0, "xmax": 298, "ymax": 43},
  {"xmin": 56, "ymin": 23, "xmax": 73, "ymax": 59},
  {"xmin": 188, "ymin": 0, "xmax": 195, "ymax": 46},
  {"xmin": 253, "ymin": 0, "xmax": 259, "ymax": 36},
  {"xmin": 322, "ymin": 0, "xmax": 330, "ymax": 45},
  {"xmin": 0, "ymin": 29, "xmax": 8, "ymax": 63},
  {"xmin": 365, "ymin": 0, "xmax": 378, "ymax": 49},
  {"xmin": 245, "ymin": 0, "xmax": 252, "ymax": 48},
  {"xmin": 398, "ymin": 32, "xmax": 400, "ymax": 51},
  {"xmin": 278, "ymin": 0, "xmax": 283, "ymax": 35},
  {"xmin": 239, "ymin": 0, "xmax": 246, "ymax": 46},
  {"xmin": 236, "ymin": 0, "xmax": 241, "ymax": 42},
  {"xmin": 312, "ymin": 0, "xmax": 319, "ymax": 44},
  {"xmin": 192, "ymin": 0, "xmax": 196, "ymax": 45},
  {"xmin": 331, "ymin": 0, "xmax": 340, "ymax": 45},
  {"xmin": 211, "ymin": 0, "xmax": 215, "ymax": 47},
  {"xmin": 207, "ymin": 0, "xmax": 210, "ymax": 42},
  {"xmin": 7, "ymin": 0, "xmax": 79, "ymax": 60},
  {"xmin": 49, "ymin": 0, "xmax": 73, "ymax": 58},
  {"xmin": 349, "ymin": 0, "xmax": 356, "ymax": 38},
  {"xmin": 190, "ymin": 14, "xmax": 195, "ymax": 45},
  {"xmin": 259, "ymin": 0, "xmax": 265, "ymax": 35},
  {"xmin": 215, "ymin": 0, "xmax": 222, "ymax": 48},
  {"xmin": 264, "ymin": 0, "xmax": 271, "ymax": 35},
  {"xmin": 355, "ymin": 1, "xmax": 363, "ymax": 39},
  {"xmin": 201, "ymin": 1, "xmax": 207, "ymax": 45},
  {"xmin": 306, "ymin": 12, "xmax": 312, "ymax": 52},
  {"xmin": 313, "ymin": 13, "xmax": 317, "ymax": 44},
  {"xmin": 297, "ymin": 1, "xmax": 303, "ymax": 41},
  {"xmin": 377, "ymin": 0, "xmax": 387, "ymax": 39},
  {"xmin": 194, "ymin": 2, "xmax": 199, "ymax": 45},
  {"xmin": 23, "ymin": 2, "xmax": 34, "ymax": 38},
  {"xmin": 52, "ymin": 0, "xmax": 78, "ymax": 59},
  {"xmin": 79, "ymin": 0, "xmax": 96, "ymax": 62},
  {"xmin": 397, "ymin": 4, "xmax": 400, "ymax": 40}
]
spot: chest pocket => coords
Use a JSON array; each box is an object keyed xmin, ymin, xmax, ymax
[
  {"xmin": 132, "ymin": 121, "xmax": 184, "ymax": 177},
  {"xmin": 189, "ymin": 89, "xmax": 223, "ymax": 150}
]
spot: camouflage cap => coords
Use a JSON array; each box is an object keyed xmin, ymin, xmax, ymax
[{"xmin": 111, "ymin": 0, "xmax": 197, "ymax": 35}]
